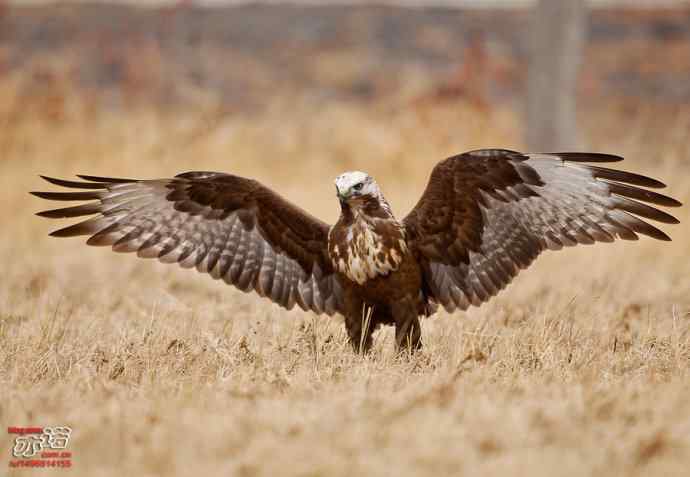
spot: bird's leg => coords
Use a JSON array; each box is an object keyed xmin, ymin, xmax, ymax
[
  {"xmin": 344, "ymin": 305, "xmax": 375, "ymax": 354},
  {"xmin": 392, "ymin": 299, "xmax": 422, "ymax": 353}
]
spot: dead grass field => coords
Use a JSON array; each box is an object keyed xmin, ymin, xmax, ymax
[{"xmin": 0, "ymin": 79, "xmax": 689, "ymax": 476}]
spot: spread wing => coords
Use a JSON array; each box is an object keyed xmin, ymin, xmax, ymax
[
  {"xmin": 403, "ymin": 149, "xmax": 682, "ymax": 312},
  {"xmin": 32, "ymin": 172, "xmax": 344, "ymax": 315}
]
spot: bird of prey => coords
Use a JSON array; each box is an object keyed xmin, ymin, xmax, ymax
[{"xmin": 33, "ymin": 149, "xmax": 681, "ymax": 352}]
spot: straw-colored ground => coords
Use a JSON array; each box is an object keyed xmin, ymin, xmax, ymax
[{"xmin": 1, "ymin": 81, "xmax": 689, "ymax": 476}]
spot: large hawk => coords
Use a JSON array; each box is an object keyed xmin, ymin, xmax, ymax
[{"xmin": 33, "ymin": 149, "xmax": 681, "ymax": 352}]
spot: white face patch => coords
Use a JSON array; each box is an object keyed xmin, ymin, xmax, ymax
[{"xmin": 334, "ymin": 171, "xmax": 381, "ymax": 199}]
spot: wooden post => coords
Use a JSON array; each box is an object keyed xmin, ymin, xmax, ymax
[{"xmin": 526, "ymin": 0, "xmax": 587, "ymax": 151}]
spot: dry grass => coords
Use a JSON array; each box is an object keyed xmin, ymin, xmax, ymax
[{"xmin": 1, "ymin": 78, "xmax": 689, "ymax": 476}]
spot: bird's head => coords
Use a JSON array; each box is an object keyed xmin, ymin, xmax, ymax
[{"xmin": 334, "ymin": 171, "xmax": 381, "ymax": 206}]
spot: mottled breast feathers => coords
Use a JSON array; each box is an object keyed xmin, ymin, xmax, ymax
[{"xmin": 328, "ymin": 199, "xmax": 408, "ymax": 285}]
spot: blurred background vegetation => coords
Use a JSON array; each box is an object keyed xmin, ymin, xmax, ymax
[{"xmin": 2, "ymin": 1, "xmax": 689, "ymax": 146}]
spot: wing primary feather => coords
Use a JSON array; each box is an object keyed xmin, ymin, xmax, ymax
[
  {"xmin": 556, "ymin": 152, "xmax": 624, "ymax": 163},
  {"xmin": 40, "ymin": 175, "xmax": 109, "ymax": 189},
  {"xmin": 49, "ymin": 216, "xmax": 119, "ymax": 238},
  {"xmin": 611, "ymin": 196, "xmax": 680, "ymax": 224},
  {"xmin": 614, "ymin": 211, "xmax": 672, "ymax": 241},
  {"xmin": 31, "ymin": 191, "xmax": 104, "ymax": 201},
  {"xmin": 76, "ymin": 175, "xmax": 137, "ymax": 183},
  {"xmin": 606, "ymin": 181, "xmax": 682, "ymax": 208},
  {"xmin": 586, "ymin": 165, "xmax": 667, "ymax": 188},
  {"xmin": 36, "ymin": 202, "xmax": 103, "ymax": 218}
]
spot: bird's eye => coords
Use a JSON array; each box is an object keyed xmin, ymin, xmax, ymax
[{"xmin": 353, "ymin": 183, "xmax": 363, "ymax": 191}]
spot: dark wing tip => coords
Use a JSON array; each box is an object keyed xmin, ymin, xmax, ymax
[
  {"xmin": 36, "ymin": 209, "xmax": 58, "ymax": 218},
  {"xmin": 48, "ymin": 227, "xmax": 89, "ymax": 238},
  {"xmin": 636, "ymin": 176, "xmax": 666, "ymax": 189},
  {"xmin": 626, "ymin": 217, "xmax": 674, "ymax": 241},
  {"xmin": 555, "ymin": 154, "xmax": 679, "ymax": 189},
  {"xmin": 48, "ymin": 225, "xmax": 80, "ymax": 238},
  {"xmin": 35, "ymin": 202, "xmax": 103, "ymax": 219},
  {"xmin": 77, "ymin": 174, "xmax": 136, "ymax": 183},
  {"xmin": 556, "ymin": 152, "xmax": 624, "ymax": 163},
  {"xmin": 645, "ymin": 192, "xmax": 682, "ymax": 208},
  {"xmin": 39, "ymin": 175, "xmax": 109, "ymax": 189},
  {"xmin": 48, "ymin": 229, "xmax": 70, "ymax": 238},
  {"xmin": 608, "ymin": 182, "xmax": 683, "ymax": 209},
  {"xmin": 31, "ymin": 191, "xmax": 69, "ymax": 200},
  {"xmin": 638, "ymin": 227, "xmax": 673, "ymax": 241},
  {"xmin": 587, "ymin": 165, "xmax": 669, "ymax": 189},
  {"xmin": 30, "ymin": 190, "xmax": 102, "ymax": 201}
]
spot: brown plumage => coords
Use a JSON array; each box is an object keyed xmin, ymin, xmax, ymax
[{"xmin": 32, "ymin": 149, "xmax": 682, "ymax": 353}]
